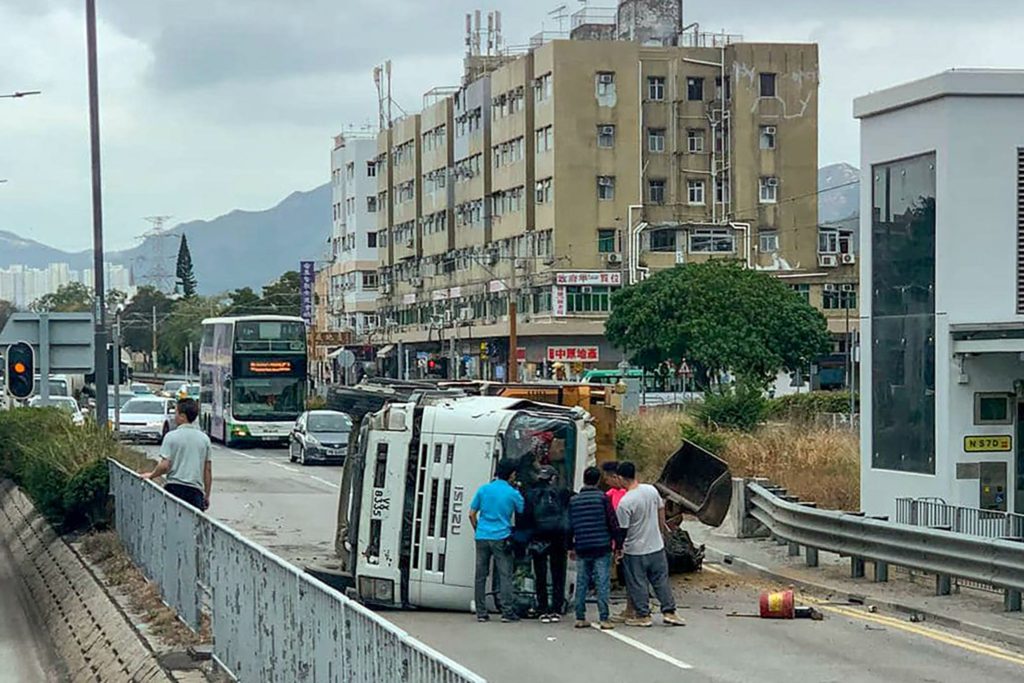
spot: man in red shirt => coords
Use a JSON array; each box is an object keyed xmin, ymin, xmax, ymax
[{"xmin": 601, "ymin": 462, "xmax": 635, "ymax": 622}]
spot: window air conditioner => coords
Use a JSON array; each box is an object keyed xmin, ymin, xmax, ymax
[
  {"xmin": 764, "ymin": 126, "xmax": 777, "ymax": 135},
  {"xmin": 818, "ymin": 254, "xmax": 838, "ymax": 267},
  {"xmin": 766, "ymin": 177, "xmax": 779, "ymax": 187},
  {"xmin": 459, "ymin": 306, "xmax": 474, "ymax": 321},
  {"xmin": 841, "ymin": 284, "xmax": 855, "ymax": 292},
  {"xmin": 824, "ymin": 283, "xmax": 837, "ymax": 292},
  {"xmin": 606, "ymin": 252, "xmax": 622, "ymax": 264},
  {"xmin": 600, "ymin": 125, "xmax": 615, "ymax": 135},
  {"xmin": 840, "ymin": 253, "xmax": 856, "ymax": 265}
]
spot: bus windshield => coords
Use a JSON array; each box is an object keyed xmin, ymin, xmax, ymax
[
  {"xmin": 502, "ymin": 412, "xmax": 577, "ymax": 490},
  {"xmin": 233, "ymin": 377, "xmax": 305, "ymax": 421}
]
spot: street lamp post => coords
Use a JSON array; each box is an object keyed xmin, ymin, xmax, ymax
[{"xmin": 86, "ymin": 0, "xmax": 109, "ymax": 423}]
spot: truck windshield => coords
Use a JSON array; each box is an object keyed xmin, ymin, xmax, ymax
[{"xmin": 503, "ymin": 413, "xmax": 577, "ymax": 489}]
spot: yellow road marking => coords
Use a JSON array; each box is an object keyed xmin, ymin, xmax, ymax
[{"xmin": 799, "ymin": 596, "xmax": 1024, "ymax": 667}]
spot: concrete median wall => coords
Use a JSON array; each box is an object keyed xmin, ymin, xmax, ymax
[{"xmin": 0, "ymin": 481, "xmax": 171, "ymax": 682}]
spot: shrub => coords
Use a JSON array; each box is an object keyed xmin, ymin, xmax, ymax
[
  {"xmin": 767, "ymin": 391, "xmax": 857, "ymax": 421},
  {"xmin": 679, "ymin": 422, "xmax": 727, "ymax": 455},
  {"xmin": 0, "ymin": 407, "xmax": 149, "ymax": 532},
  {"xmin": 692, "ymin": 382, "xmax": 767, "ymax": 432}
]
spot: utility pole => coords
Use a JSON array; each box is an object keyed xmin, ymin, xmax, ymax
[
  {"xmin": 151, "ymin": 305, "xmax": 158, "ymax": 372},
  {"xmin": 113, "ymin": 310, "xmax": 121, "ymax": 431},
  {"xmin": 508, "ymin": 252, "xmax": 518, "ymax": 383},
  {"xmin": 86, "ymin": 0, "xmax": 109, "ymax": 423}
]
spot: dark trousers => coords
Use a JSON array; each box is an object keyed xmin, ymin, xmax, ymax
[
  {"xmin": 166, "ymin": 483, "xmax": 206, "ymax": 511},
  {"xmin": 475, "ymin": 539, "xmax": 515, "ymax": 618},
  {"xmin": 532, "ymin": 535, "xmax": 567, "ymax": 614},
  {"xmin": 622, "ymin": 550, "xmax": 676, "ymax": 617}
]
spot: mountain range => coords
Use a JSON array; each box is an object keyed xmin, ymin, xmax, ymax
[{"xmin": 1, "ymin": 163, "xmax": 862, "ymax": 295}]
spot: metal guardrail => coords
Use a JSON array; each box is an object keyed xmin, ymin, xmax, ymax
[
  {"xmin": 895, "ymin": 497, "xmax": 1024, "ymax": 539},
  {"xmin": 109, "ymin": 461, "xmax": 486, "ymax": 683},
  {"xmin": 741, "ymin": 481, "xmax": 1024, "ymax": 611}
]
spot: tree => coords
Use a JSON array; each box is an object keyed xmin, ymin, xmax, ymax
[
  {"xmin": 31, "ymin": 282, "xmax": 94, "ymax": 313},
  {"xmin": 0, "ymin": 299, "xmax": 16, "ymax": 333},
  {"xmin": 159, "ymin": 295, "xmax": 226, "ymax": 371},
  {"xmin": 176, "ymin": 234, "xmax": 198, "ymax": 298},
  {"xmin": 605, "ymin": 260, "xmax": 831, "ymax": 387},
  {"xmin": 119, "ymin": 286, "xmax": 174, "ymax": 358},
  {"xmin": 226, "ymin": 286, "xmax": 262, "ymax": 316},
  {"xmin": 259, "ymin": 271, "xmax": 301, "ymax": 316}
]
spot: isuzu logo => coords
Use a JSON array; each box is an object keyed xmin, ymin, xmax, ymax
[{"xmin": 450, "ymin": 485, "xmax": 465, "ymax": 535}]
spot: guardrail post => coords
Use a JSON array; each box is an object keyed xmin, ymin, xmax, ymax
[
  {"xmin": 1005, "ymin": 589, "xmax": 1023, "ymax": 612},
  {"xmin": 909, "ymin": 499, "xmax": 918, "ymax": 526},
  {"xmin": 935, "ymin": 574, "xmax": 952, "ymax": 596},
  {"xmin": 788, "ymin": 541, "xmax": 800, "ymax": 557},
  {"xmin": 850, "ymin": 557, "xmax": 865, "ymax": 578},
  {"xmin": 805, "ymin": 547, "xmax": 819, "ymax": 567},
  {"xmin": 873, "ymin": 561, "xmax": 889, "ymax": 582}
]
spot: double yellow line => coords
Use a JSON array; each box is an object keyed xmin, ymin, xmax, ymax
[{"xmin": 800, "ymin": 595, "xmax": 1024, "ymax": 667}]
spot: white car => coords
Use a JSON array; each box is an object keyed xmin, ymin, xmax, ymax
[
  {"xmin": 114, "ymin": 396, "xmax": 177, "ymax": 443},
  {"xmin": 28, "ymin": 396, "xmax": 85, "ymax": 427}
]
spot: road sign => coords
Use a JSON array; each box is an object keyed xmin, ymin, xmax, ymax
[
  {"xmin": 337, "ymin": 349, "xmax": 356, "ymax": 370},
  {"xmin": 0, "ymin": 312, "xmax": 95, "ymax": 374}
]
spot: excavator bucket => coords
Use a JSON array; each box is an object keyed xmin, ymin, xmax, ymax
[{"xmin": 655, "ymin": 439, "xmax": 732, "ymax": 527}]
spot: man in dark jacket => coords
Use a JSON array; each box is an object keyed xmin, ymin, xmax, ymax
[
  {"xmin": 568, "ymin": 466, "xmax": 623, "ymax": 629},
  {"xmin": 523, "ymin": 465, "xmax": 571, "ymax": 623}
]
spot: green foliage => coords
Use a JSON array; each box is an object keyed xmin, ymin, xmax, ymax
[
  {"xmin": 120, "ymin": 286, "xmax": 175, "ymax": 359},
  {"xmin": 605, "ymin": 261, "xmax": 832, "ymax": 386},
  {"xmin": 692, "ymin": 381, "xmax": 768, "ymax": 432},
  {"xmin": 158, "ymin": 295, "xmax": 226, "ymax": 372},
  {"xmin": 176, "ymin": 235, "xmax": 198, "ymax": 298},
  {"xmin": 31, "ymin": 281, "xmax": 94, "ymax": 313},
  {"xmin": 679, "ymin": 422, "xmax": 727, "ymax": 455},
  {"xmin": 226, "ymin": 286, "xmax": 262, "ymax": 315},
  {"xmin": 0, "ymin": 408, "xmax": 148, "ymax": 531},
  {"xmin": 768, "ymin": 391, "xmax": 857, "ymax": 421},
  {"xmin": 260, "ymin": 271, "xmax": 301, "ymax": 316}
]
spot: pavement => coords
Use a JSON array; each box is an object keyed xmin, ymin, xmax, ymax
[
  {"xmin": 140, "ymin": 443, "xmax": 1024, "ymax": 682},
  {"xmin": 0, "ymin": 534, "xmax": 63, "ymax": 682}
]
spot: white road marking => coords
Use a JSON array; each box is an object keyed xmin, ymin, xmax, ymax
[
  {"xmin": 229, "ymin": 449, "xmax": 258, "ymax": 460},
  {"xmin": 307, "ymin": 475, "xmax": 340, "ymax": 489},
  {"xmin": 265, "ymin": 461, "xmax": 340, "ymax": 489},
  {"xmin": 592, "ymin": 624, "xmax": 694, "ymax": 670}
]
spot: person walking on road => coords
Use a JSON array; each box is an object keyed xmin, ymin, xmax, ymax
[
  {"xmin": 602, "ymin": 462, "xmax": 636, "ymax": 623},
  {"xmin": 568, "ymin": 466, "xmax": 622, "ymax": 630},
  {"xmin": 141, "ymin": 398, "xmax": 212, "ymax": 511},
  {"xmin": 470, "ymin": 458, "xmax": 524, "ymax": 623},
  {"xmin": 615, "ymin": 461, "xmax": 685, "ymax": 627},
  {"xmin": 524, "ymin": 465, "xmax": 572, "ymax": 623}
]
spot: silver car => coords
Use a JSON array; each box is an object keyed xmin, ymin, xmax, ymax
[
  {"xmin": 29, "ymin": 396, "xmax": 85, "ymax": 427},
  {"xmin": 115, "ymin": 396, "xmax": 177, "ymax": 443},
  {"xmin": 289, "ymin": 410, "xmax": 352, "ymax": 466}
]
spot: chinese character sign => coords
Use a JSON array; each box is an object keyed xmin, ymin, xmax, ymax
[
  {"xmin": 555, "ymin": 272, "xmax": 622, "ymax": 286},
  {"xmin": 547, "ymin": 346, "xmax": 599, "ymax": 362},
  {"xmin": 299, "ymin": 261, "xmax": 315, "ymax": 325}
]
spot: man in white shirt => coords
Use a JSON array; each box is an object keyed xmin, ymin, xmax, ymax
[
  {"xmin": 614, "ymin": 461, "xmax": 685, "ymax": 627},
  {"xmin": 142, "ymin": 398, "xmax": 212, "ymax": 511}
]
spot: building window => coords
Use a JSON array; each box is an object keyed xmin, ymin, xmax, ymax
[
  {"xmin": 822, "ymin": 285, "xmax": 857, "ymax": 310},
  {"xmin": 535, "ymin": 126, "xmax": 553, "ymax": 154},
  {"xmin": 818, "ymin": 229, "xmax": 839, "ymax": 254},
  {"xmin": 759, "ymin": 72, "xmax": 777, "ymax": 97},
  {"xmin": 759, "ymin": 231, "xmax": 778, "ymax": 253},
  {"xmin": 366, "ymin": 196, "xmax": 377, "ymax": 213},
  {"xmin": 597, "ymin": 125, "xmax": 616, "ymax": 149},
  {"xmin": 362, "ymin": 272, "xmax": 379, "ymax": 290},
  {"xmin": 715, "ymin": 76, "xmax": 731, "ymax": 101},
  {"xmin": 648, "ymin": 229, "xmax": 675, "ymax": 252},
  {"xmin": 975, "ymin": 393, "xmax": 1012, "ymax": 425},
  {"xmin": 759, "ymin": 177, "xmax": 778, "ymax": 203},
  {"xmin": 686, "ymin": 179, "xmax": 705, "ymax": 205},
  {"xmin": 596, "ymin": 71, "xmax": 615, "ymax": 97},
  {"xmin": 789, "ymin": 284, "xmax": 810, "ymax": 302},
  {"xmin": 687, "ymin": 129, "xmax": 705, "ymax": 154},
  {"xmin": 760, "ymin": 125, "xmax": 777, "ymax": 150},
  {"xmin": 648, "ymin": 76, "xmax": 665, "ymax": 101},
  {"xmin": 715, "ymin": 177, "xmax": 730, "ymax": 204},
  {"xmin": 566, "ymin": 285, "xmax": 612, "ymax": 314},
  {"xmin": 648, "ymin": 179, "xmax": 666, "ymax": 204},
  {"xmin": 597, "ymin": 229, "xmax": 617, "ymax": 254},
  {"xmin": 648, "ymin": 128, "xmax": 665, "ymax": 153},
  {"xmin": 534, "ymin": 73, "xmax": 552, "ymax": 102},
  {"xmin": 688, "ymin": 228, "xmax": 735, "ymax": 253},
  {"xmin": 535, "ymin": 177, "xmax": 553, "ymax": 204},
  {"xmin": 686, "ymin": 77, "xmax": 704, "ymax": 101},
  {"xmin": 368, "ymin": 231, "xmax": 378, "ymax": 248},
  {"xmin": 597, "ymin": 176, "xmax": 616, "ymax": 201}
]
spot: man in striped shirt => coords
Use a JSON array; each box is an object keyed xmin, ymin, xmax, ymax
[{"xmin": 568, "ymin": 466, "xmax": 623, "ymax": 629}]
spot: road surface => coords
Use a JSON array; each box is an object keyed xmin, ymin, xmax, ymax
[
  {"xmin": 140, "ymin": 443, "xmax": 1024, "ymax": 682},
  {"xmin": 0, "ymin": 535, "xmax": 62, "ymax": 681}
]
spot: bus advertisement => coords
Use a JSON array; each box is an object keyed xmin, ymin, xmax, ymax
[{"xmin": 199, "ymin": 315, "xmax": 307, "ymax": 446}]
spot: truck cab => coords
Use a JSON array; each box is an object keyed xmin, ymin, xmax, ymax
[{"xmin": 337, "ymin": 395, "xmax": 597, "ymax": 611}]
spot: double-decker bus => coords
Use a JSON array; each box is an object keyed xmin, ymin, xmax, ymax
[{"xmin": 199, "ymin": 315, "xmax": 307, "ymax": 446}]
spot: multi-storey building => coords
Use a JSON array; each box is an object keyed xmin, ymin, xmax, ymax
[{"xmin": 369, "ymin": 2, "xmax": 856, "ymax": 383}]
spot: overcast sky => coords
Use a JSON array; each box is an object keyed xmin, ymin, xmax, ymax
[{"xmin": 2, "ymin": 0, "xmax": 1023, "ymax": 252}]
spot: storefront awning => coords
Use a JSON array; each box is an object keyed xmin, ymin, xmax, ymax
[
  {"xmin": 951, "ymin": 322, "xmax": 1024, "ymax": 354},
  {"xmin": 377, "ymin": 344, "xmax": 395, "ymax": 358},
  {"xmin": 326, "ymin": 347, "xmax": 346, "ymax": 359}
]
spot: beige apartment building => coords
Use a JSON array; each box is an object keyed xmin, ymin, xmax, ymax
[{"xmin": 371, "ymin": 6, "xmax": 856, "ymax": 383}]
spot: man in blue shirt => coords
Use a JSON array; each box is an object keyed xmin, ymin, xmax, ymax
[{"xmin": 470, "ymin": 458, "xmax": 524, "ymax": 622}]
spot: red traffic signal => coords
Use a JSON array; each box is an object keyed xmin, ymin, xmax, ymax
[{"xmin": 5, "ymin": 342, "xmax": 35, "ymax": 399}]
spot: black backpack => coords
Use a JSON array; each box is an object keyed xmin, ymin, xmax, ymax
[{"xmin": 532, "ymin": 486, "xmax": 568, "ymax": 534}]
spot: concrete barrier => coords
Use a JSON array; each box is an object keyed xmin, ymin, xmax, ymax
[{"xmin": 0, "ymin": 481, "xmax": 171, "ymax": 682}]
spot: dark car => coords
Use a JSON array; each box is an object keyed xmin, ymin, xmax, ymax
[{"xmin": 289, "ymin": 410, "xmax": 353, "ymax": 466}]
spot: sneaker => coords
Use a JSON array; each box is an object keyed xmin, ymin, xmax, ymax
[
  {"xmin": 540, "ymin": 614, "xmax": 552, "ymax": 624},
  {"xmin": 610, "ymin": 607, "xmax": 636, "ymax": 623},
  {"xmin": 662, "ymin": 612, "xmax": 686, "ymax": 627},
  {"xmin": 549, "ymin": 613, "xmax": 561, "ymax": 623},
  {"xmin": 476, "ymin": 615, "xmax": 490, "ymax": 623},
  {"xmin": 574, "ymin": 620, "xmax": 590, "ymax": 629},
  {"xmin": 598, "ymin": 621, "xmax": 615, "ymax": 630},
  {"xmin": 501, "ymin": 614, "xmax": 521, "ymax": 623},
  {"xmin": 624, "ymin": 616, "xmax": 653, "ymax": 628}
]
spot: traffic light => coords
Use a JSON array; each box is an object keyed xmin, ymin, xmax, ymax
[{"xmin": 6, "ymin": 342, "xmax": 35, "ymax": 399}]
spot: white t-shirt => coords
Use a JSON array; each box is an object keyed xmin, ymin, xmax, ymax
[
  {"xmin": 616, "ymin": 484, "xmax": 665, "ymax": 556},
  {"xmin": 159, "ymin": 423, "xmax": 211, "ymax": 492}
]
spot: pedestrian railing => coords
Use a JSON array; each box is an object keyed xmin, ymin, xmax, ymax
[
  {"xmin": 895, "ymin": 497, "xmax": 1024, "ymax": 539},
  {"xmin": 108, "ymin": 460, "xmax": 485, "ymax": 683},
  {"xmin": 735, "ymin": 479, "xmax": 1024, "ymax": 613}
]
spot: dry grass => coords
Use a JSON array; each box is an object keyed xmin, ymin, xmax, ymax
[
  {"xmin": 616, "ymin": 409, "xmax": 860, "ymax": 511},
  {"xmin": 81, "ymin": 531, "xmax": 211, "ymax": 647}
]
